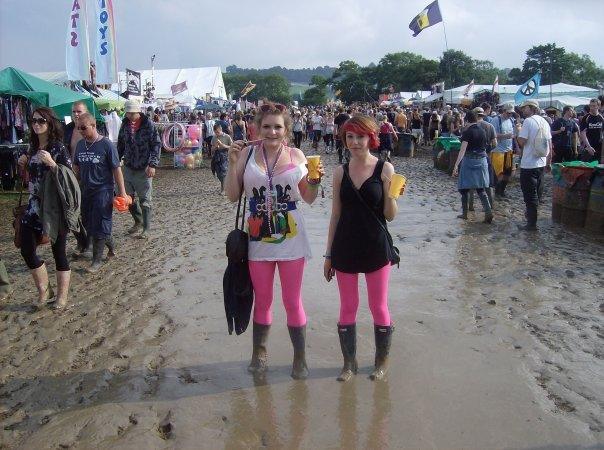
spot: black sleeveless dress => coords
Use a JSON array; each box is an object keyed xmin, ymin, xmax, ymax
[{"xmin": 331, "ymin": 160, "xmax": 392, "ymax": 274}]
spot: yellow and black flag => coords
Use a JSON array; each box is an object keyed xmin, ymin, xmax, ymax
[
  {"xmin": 409, "ymin": 0, "xmax": 443, "ymax": 37},
  {"xmin": 240, "ymin": 81, "xmax": 256, "ymax": 97}
]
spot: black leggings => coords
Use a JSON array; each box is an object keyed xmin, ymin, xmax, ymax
[
  {"xmin": 293, "ymin": 131, "xmax": 303, "ymax": 149},
  {"xmin": 20, "ymin": 222, "xmax": 70, "ymax": 271}
]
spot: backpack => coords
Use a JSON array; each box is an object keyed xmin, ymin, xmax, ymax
[{"xmin": 530, "ymin": 117, "xmax": 550, "ymax": 157}]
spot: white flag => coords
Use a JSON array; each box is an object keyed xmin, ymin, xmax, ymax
[
  {"xmin": 91, "ymin": 0, "xmax": 118, "ymax": 84},
  {"xmin": 66, "ymin": 0, "xmax": 90, "ymax": 81}
]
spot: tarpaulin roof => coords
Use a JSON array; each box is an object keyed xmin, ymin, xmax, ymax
[{"xmin": 0, "ymin": 67, "xmax": 101, "ymax": 121}]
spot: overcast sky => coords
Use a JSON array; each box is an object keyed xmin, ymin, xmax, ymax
[{"xmin": 1, "ymin": 0, "xmax": 603, "ymax": 74}]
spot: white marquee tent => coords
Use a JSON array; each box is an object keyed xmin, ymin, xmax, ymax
[{"xmin": 114, "ymin": 67, "xmax": 227, "ymax": 106}]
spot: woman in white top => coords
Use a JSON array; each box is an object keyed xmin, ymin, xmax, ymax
[{"xmin": 225, "ymin": 102, "xmax": 324, "ymax": 379}]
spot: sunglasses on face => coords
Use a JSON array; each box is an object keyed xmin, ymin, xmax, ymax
[
  {"xmin": 31, "ymin": 118, "xmax": 48, "ymax": 125},
  {"xmin": 77, "ymin": 125, "xmax": 92, "ymax": 131},
  {"xmin": 260, "ymin": 103, "xmax": 286, "ymax": 113}
]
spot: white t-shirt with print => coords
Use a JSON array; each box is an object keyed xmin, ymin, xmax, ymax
[
  {"xmin": 519, "ymin": 114, "xmax": 551, "ymax": 169},
  {"xmin": 312, "ymin": 115, "xmax": 323, "ymax": 131}
]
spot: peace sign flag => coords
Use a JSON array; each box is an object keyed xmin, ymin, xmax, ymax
[{"xmin": 514, "ymin": 73, "xmax": 541, "ymax": 105}]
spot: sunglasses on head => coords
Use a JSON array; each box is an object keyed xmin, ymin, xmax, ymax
[
  {"xmin": 260, "ymin": 103, "xmax": 286, "ymax": 113},
  {"xmin": 30, "ymin": 118, "xmax": 48, "ymax": 125}
]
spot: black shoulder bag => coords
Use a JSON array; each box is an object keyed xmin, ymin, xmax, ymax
[
  {"xmin": 343, "ymin": 165, "xmax": 400, "ymax": 268},
  {"xmin": 225, "ymin": 149, "xmax": 254, "ymax": 261}
]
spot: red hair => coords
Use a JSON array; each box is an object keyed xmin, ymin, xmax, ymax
[{"xmin": 339, "ymin": 114, "xmax": 380, "ymax": 149}]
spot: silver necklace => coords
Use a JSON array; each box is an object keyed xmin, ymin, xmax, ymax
[{"xmin": 85, "ymin": 136, "xmax": 101, "ymax": 151}]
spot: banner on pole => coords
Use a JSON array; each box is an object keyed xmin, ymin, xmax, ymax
[
  {"xmin": 66, "ymin": 0, "xmax": 90, "ymax": 81},
  {"xmin": 515, "ymin": 73, "xmax": 541, "ymax": 105},
  {"xmin": 171, "ymin": 81, "xmax": 188, "ymax": 96},
  {"xmin": 462, "ymin": 79, "xmax": 475, "ymax": 97},
  {"xmin": 126, "ymin": 69, "xmax": 141, "ymax": 95},
  {"xmin": 240, "ymin": 81, "xmax": 257, "ymax": 97},
  {"xmin": 92, "ymin": 0, "xmax": 118, "ymax": 84}
]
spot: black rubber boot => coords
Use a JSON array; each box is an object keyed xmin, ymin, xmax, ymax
[
  {"xmin": 127, "ymin": 201, "xmax": 143, "ymax": 234},
  {"xmin": 468, "ymin": 190, "xmax": 475, "ymax": 211},
  {"xmin": 248, "ymin": 322, "xmax": 270, "ymax": 374},
  {"xmin": 138, "ymin": 206, "xmax": 151, "ymax": 239},
  {"xmin": 105, "ymin": 235, "xmax": 115, "ymax": 258},
  {"xmin": 498, "ymin": 180, "xmax": 508, "ymax": 197},
  {"xmin": 369, "ymin": 325, "xmax": 393, "ymax": 381},
  {"xmin": 477, "ymin": 190, "xmax": 493, "ymax": 223},
  {"xmin": 288, "ymin": 325, "xmax": 309, "ymax": 380},
  {"xmin": 87, "ymin": 238, "xmax": 105, "ymax": 273},
  {"xmin": 337, "ymin": 324, "xmax": 358, "ymax": 382},
  {"xmin": 457, "ymin": 193, "xmax": 468, "ymax": 220},
  {"xmin": 486, "ymin": 187, "xmax": 495, "ymax": 210}
]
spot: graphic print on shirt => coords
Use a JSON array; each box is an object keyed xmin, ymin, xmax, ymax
[{"xmin": 248, "ymin": 183, "xmax": 298, "ymax": 244}]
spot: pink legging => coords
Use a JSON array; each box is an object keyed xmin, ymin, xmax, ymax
[
  {"xmin": 335, "ymin": 263, "xmax": 391, "ymax": 326},
  {"xmin": 248, "ymin": 258, "xmax": 307, "ymax": 327}
]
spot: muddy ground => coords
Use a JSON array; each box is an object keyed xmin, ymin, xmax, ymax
[{"xmin": 0, "ymin": 143, "xmax": 602, "ymax": 449}]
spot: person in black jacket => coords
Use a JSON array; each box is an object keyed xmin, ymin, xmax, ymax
[{"xmin": 117, "ymin": 100, "xmax": 161, "ymax": 239}]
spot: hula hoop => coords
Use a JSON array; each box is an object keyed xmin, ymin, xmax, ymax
[{"xmin": 162, "ymin": 123, "xmax": 186, "ymax": 152}]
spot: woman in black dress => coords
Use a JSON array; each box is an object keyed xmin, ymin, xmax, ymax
[{"xmin": 324, "ymin": 114, "xmax": 402, "ymax": 382}]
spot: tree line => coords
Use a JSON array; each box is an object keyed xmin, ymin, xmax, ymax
[{"xmin": 223, "ymin": 44, "xmax": 604, "ymax": 105}]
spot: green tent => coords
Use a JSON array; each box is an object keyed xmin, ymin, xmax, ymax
[{"xmin": 0, "ymin": 67, "xmax": 102, "ymax": 121}]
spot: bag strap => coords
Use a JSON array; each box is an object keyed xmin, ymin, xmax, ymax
[
  {"xmin": 343, "ymin": 164, "xmax": 396, "ymax": 250},
  {"xmin": 235, "ymin": 147, "xmax": 255, "ymax": 230}
]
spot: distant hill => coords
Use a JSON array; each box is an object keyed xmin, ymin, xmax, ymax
[{"xmin": 225, "ymin": 65, "xmax": 336, "ymax": 84}]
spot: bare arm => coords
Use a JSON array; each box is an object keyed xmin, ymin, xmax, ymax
[
  {"xmin": 381, "ymin": 162, "xmax": 398, "ymax": 222},
  {"xmin": 112, "ymin": 166, "xmax": 127, "ymax": 197},
  {"xmin": 452, "ymin": 141, "xmax": 468, "ymax": 176},
  {"xmin": 224, "ymin": 142, "xmax": 249, "ymax": 202},
  {"xmin": 296, "ymin": 148, "xmax": 322, "ymax": 205},
  {"xmin": 323, "ymin": 166, "xmax": 343, "ymax": 282}
]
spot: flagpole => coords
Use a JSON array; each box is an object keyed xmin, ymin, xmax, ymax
[{"xmin": 441, "ymin": 20, "xmax": 452, "ymax": 104}]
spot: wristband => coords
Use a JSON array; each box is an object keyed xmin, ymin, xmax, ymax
[{"xmin": 306, "ymin": 176, "xmax": 321, "ymax": 186}]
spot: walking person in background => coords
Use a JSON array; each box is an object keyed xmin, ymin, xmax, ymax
[
  {"xmin": 224, "ymin": 101, "xmax": 324, "ymax": 380},
  {"xmin": 579, "ymin": 98, "xmax": 603, "ymax": 163},
  {"xmin": 63, "ymin": 101, "xmax": 88, "ymax": 161},
  {"xmin": 551, "ymin": 106, "xmax": 579, "ymax": 163},
  {"xmin": 322, "ymin": 111, "xmax": 336, "ymax": 154},
  {"xmin": 324, "ymin": 114, "xmax": 401, "ymax": 382},
  {"xmin": 377, "ymin": 114, "xmax": 397, "ymax": 162},
  {"xmin": 491, "ymin": 105, "xmax": 515, "ymax": 198},
  {"xmin": 211, "ymin": 123, "xmax": 233, "ymax": 194},
  {"xmin": 428, "ymin": 110, "xmax": 440, "ymax": 145},
  {"xmin": 312, "ymin": 110, "xmax": 323, "ymax": 149},
  {"xmin": 452, "ymin": 110, "xmax": 493, "ymax": 224},
  {"xmin": 292, "ymin": 111, "xmax": 305, "ymax": 150},
  {"xmin": 117, "ymin": 100, "xmax": 161, "ymax": 240},
  {"xmin": 516, "ymin": 99, "xmax": 552, "ymax": 231},
  {"xmin": 334, "ymin": 107, "xmax": 351, "ymax": 164},
  {"xmin": 73, "ymin": 113, "xmax": 128, "ymax": 273},
  {"xmin": 231, "ymin": 111, "xmax": 247, "ymax": 142},
  {"xmin": 17, "ymin": 107, "xmax": 73, "ymax": 308}
]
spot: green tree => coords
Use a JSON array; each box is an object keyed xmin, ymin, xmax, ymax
[
  {"xmin": 439, "ymin": 49, "xmax": 475, "ymax": 87},
  {"xmin": 222, "ymin": 73, "xmax": 292, "ymax": 104},
  {"xmin": 374, "ymin": 52, "xmax": 439, "ymax": 91}
]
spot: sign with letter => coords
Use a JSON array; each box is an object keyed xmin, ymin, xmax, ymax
[
  {"xmin": 92, "ymin": 0, "xmax": 118, "ymax": 84},
  {"xmin": 126, "ymin": 69, "xmax": 141, "ymax": 95},
  {"xmin": 66, "ymin": 0, "xmax": 90, "ymax": 81}
]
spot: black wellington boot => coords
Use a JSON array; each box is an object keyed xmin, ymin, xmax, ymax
[
  {"xmin": 288, "ymin": 325, "xmax": 309, "ymax": 380},
  {"xmin": 457, "ymin": 193, "xmax": 469, "ymax": 220},
  {"xmin": 138, "ymin": 206, "xmax": 151, "ymax": 240},
  {"xmin": 337, "ymin": 324, "xmax": 358, "ymax": 382},
  {"xmin": 127, "ymin": 201, "xmax": 143, "ymax": 235},
  {"xmin": 248, "ymin": 322, "xmax": 270, "ymax": 374},
  {"xmin": 369, "ymin": 325, "xmax": 393, "ymax": 381},
  {"xmin": 87, "ymin": 238, "xmax": 105, "ymax": 273}
]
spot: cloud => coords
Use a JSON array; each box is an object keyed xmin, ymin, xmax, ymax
[{"xmin": 0, "ymin": 0, "xmax": 602, "ymax": 73}]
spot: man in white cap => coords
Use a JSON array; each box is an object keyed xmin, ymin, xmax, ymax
[
  {"xmin": 516, "ymin": 99, "xmax": 552, "ymax": 231},
  {"xmin": 117, "ymin": 99, "xmax": 161, "ymax": 239}
]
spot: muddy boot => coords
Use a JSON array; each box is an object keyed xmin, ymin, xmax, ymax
[
  {"xmin": 498, "ymin": 180, "xmax": 508, "ymax": 198},
  {"xmin": 248, "ymin": 322, "xmax": 270, "ymax": 374},
  {"xmin": 105, "ymin": 236, "xmax": 115, "ymax": 259},
  {"xmin": 468, "ymin": 190, "xmax": 475, "ymax": 211},
  {"xmin": 288, "ymin": 325, "xmax": 309, "ymax": 380},
  {"xmin": 369, "ymin": 325, "xmax": 393, "ymax": 381},
  {"xmin": 55, "ymin": 270, "xmax": 71, "ymax": 309},
  {"xmin": 30, "ymin": 263, "xmax": 54, "ymax": 304},
  {"xmin": 486, "ymin": 187, "xmax": 495, "ymax": 210},
  {"xmin": 87, "ymin": 238, "xmax": 105, "ymax": 273},
  {"xmin": 127, "ymin": 201, "xmax": 143, "ymax": 235},
  {"xmin": 0, "ymin": 259, "xmax": 12, "ymax": 300},
  {"xmin": 337, "ymin": 324, "xmax": 358, "ymax": 382},
  {"xmin": 138, "ymin": 206, "xmax": 151, "ymax": 240},
  {"xmin": 457, "ymin": 193, "xmax": 469, "ymax": 220},
  {"xmin": 477, "ymin": 190, "xmax": 493, "ymax": 224}
]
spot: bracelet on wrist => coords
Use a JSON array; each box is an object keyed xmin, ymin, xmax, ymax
[{"xmin": 306, "ymin": 176, "xmax": 321, "ymax": 186}]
